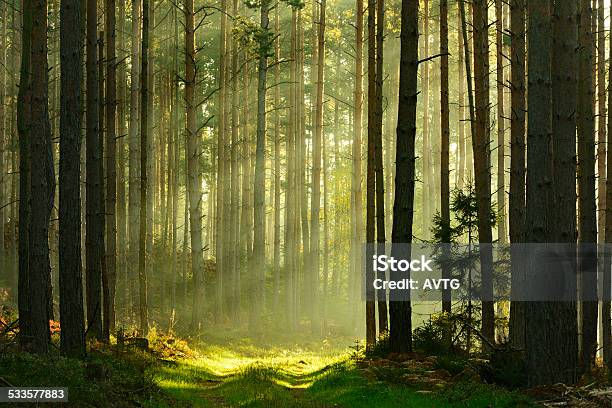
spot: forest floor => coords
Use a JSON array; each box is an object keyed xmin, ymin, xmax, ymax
[
  {"xmin": 149, "ymin": 330, "xmax": 536, "ymax": 407},
  {"xmin": 2, "ymin": 324, "xmax": 610, "ymax": 407}
]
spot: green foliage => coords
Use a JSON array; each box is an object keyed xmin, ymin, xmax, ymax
[
  {"xmin": 233, "ymin": 16, "xmax": 275, "ymax": 59},
  {"xmin": 434, "ymin": 354, "xmax": 469, "ymax": 376},
  {"xmin": 432, "ymin": 184, "xmax": 496, "ymax": 244},
  {"xmin": 365, "ymin": 331, "xmax": 391, "ymax": 358},
  {"xmin": 413, "ymin": 314, "xmax": 454, "ymax": 355},
  {"xmin": 0, "ymin": 350, "xmax": 168, "ymax": 407}
]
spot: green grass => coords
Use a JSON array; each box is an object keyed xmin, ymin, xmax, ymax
[
  {"xmin": 0, "ymin": 348, "xmax": 171, "ymax": 407},
  {"xmin": 150, "ymin": 331, "xmax": 537, "ymax": 407},
  {"xmin": 0, "ymin": 330, "xmax": 537, "ymax": 407}
]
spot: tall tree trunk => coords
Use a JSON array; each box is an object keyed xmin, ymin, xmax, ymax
[
  {"xmin": 351, "ymin": 0, "xmax": 364, "ymax": 332},
  {"xmin": 229, "ymin": 0, "xmax": 240, "ymax": 319},
  {"xmin": 472, "ymin": 0, "xmax": 494, "ymax": 344},
  {"xmin": 138, "ymin": 0, "xmax": 149, "ymax": 335},
  {"xmin": 86, "ymin": 0, "xmax": 103, "ymax": 340},
  {"xmin": 365, "ymin": 0, "xmax": 377, "ymax": 348},
  {"xmin": 389, "ymin": 0, "xmax": 418, "ymax": 354},
  {"xmin": 116, "ymin": 0, "xmax": 127, "ymax": 323},
  {"xmin": 273, "ymin": 5, "xmax": 281, "ymax": 313},
  {"xmin": 508, "ymin": 0, "xmax": 526, "ymax": 350},
  {"xmin": 374, "ymin": 0, "xmax": 388, "ymax": 336},
  {"xmin": 284, "ymin": 9, "xmax": 297, "ymax": 330},
  {"xmin": 578, "ymin": 0, "xmax": 597, "ymax": 373},
  {"xmin": 17, "ymin": 0, "xmax": 33, "ymax": 350},
  {"xmin": 170, "ymin": 14, "xmax": 180, "ymax": 323},
  {"xmin": 456, "ymin": 7, "xmax": 466, "ymax": 191},
  {"xmin": 604, "ymin": 0, "xmax": 612, "ymax": 366},
  {"xmin": 128, "ymin": 0, "xmax": 141, "ymax": 322},
  {"xmin": 251, "ymin": 0, "xmax": 270, "ymax": 329},
  {"xmin": 184, "ymin": 0, "xmax": 204, "ymax": 330},
  {"xmin": 597, "ymin": 0, "xmax": 606, "ymax": 245},
  {"xmin": 59, "ymin": 0, "xmax": 86, "ymax": 357},
  {"xmin": 525, "ymin": 0, "xmax": 554, "ymax": 385},
  {"xmin": 310, "ymin": 0, "xmax": 325, "ymax": 333},
  {"xmin": 104, "ymin": 0, "xmax": 117, "ymax": 339},
  {"xmin": 496, "ymin": 0, "xmax": 507, "ymax": 243},
  {"xmin": 215, "ymin": 0, "xmax": 227, "ymax": 322},
  {"xmin": 29, "ymin": 0, "xmax": 54, "ymax": 353},
  {"xmin": 440, "ymin": 0, "xmax": 451, "ymax": 313},
  {"xmin": 547, "ymin": 0, "xmax": 579, "ymax": 385},
  {"xmin": 596, "ymin": 0, "xmax": 609, "ymax": 365},
  {"xmin": 420, "ymin": 0, "xmax": 431, "ymax": 237},
  {"xmin": 0, "ymin": 0, "xmax": 5, "ymax": 279}
]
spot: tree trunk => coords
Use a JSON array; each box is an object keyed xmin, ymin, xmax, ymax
[
  {"xmin": 420, "ymin": 0, "xmax": 431, "ymax": 237},
  {"xmin": 273, "ymin": 5, "xmax": 281, "ymax": 313},
  {"xmin": 351, "ymin": 0, "xmax": 364, "ymax": 332},
  {"xmin": 116, "ymin": 0, "xmax": 127, "ymax": 324},
  {"xmin": 229, "ymin": 0, "xmax": 240, "ymax": 319},
  {"xmin": 184, "ymin": 0, "xmax": 204, "ymax": 330},
  {"xmin": 310, "ymin": 0, "xmax": 325, "ymax": 333},
  {"xmin": 472, "ymin": 0, "xmax": 494, "ymax": 344},
  {"xmin": 456, "ymin": 6, "xmax": 466, "ymax": 191},
  {"xmin": 596, "ymin": 0, "xmax": 609, "ymax": 365},
  {"xmin": 0, "ymin": 0, "xmax": 5, "ymax": 279},
  {"xmin": 17, "ymin": 0, "xmax": 33, "ymax": 350},
  {"xmin": 496, "ymin": 0, "xmax": 507, "ymax": 243},
  {"xmin": 374, "ymin": 0, "xmax": 388, "ymax": 336},
  {"xmin": 29, "ymin": 0, "xmax": 54, "ymax": 353},
  {"xmin": 104, "ymin": 0, "xmax": 117, "ymax": 339},
  {"xmin": 389, "ymin": 0, "xmax": 418, "ymax": 354},
  {"xmin": 440, "ymin": 0, "xmax": 450, "ymax": 313},
  {"xmin": 128, "ymin": 0, "xmax": 141, "ymax": 322},
  {"xmin": 578, "ymin": 0, "xmax": 597, "ymax": 373},
  {"xmin": 284, "ymin": 9, "xmax": 298, "ymax": 331},
  {"xmin": 547, "ymin": 0, "xmax": 579, "ymax": 385},
  {"xmin": 138, "ymin": 0, "xmax": 149, "ymax": 335},
  {"xmin": 86, "ymin": 0, "xmax": 103, "ymax": 340},
  {"xmin": 215, "ymin": 0, "xmax": 227, "ymax": 323},
  {"xmin": 251, "ymin": 0, "xmax": 270, "ymax": 329},
  {"xmin": 508, "ymin": 0, "xmax": 526, "ymax": 351},
  {"xmin": 59, "ymin": 0, "xmax": 86, "ymax": 357},
  {"xmin": 604, "ymin": 0, "xmax": 612, "ymax": 366},
  {"xmin": 365, "ymin": 0, "xmax": 377, "ymax": 348}
]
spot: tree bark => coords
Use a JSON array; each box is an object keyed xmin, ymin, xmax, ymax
[
  {"xmin": 184, "ymin": 0, "xmax": 204, "ymax": 330},
  {"xmin": 351, "ymin": 0, "xmax": 364, "ymax": 332},
  {"xmin": 496, "ymin": 0, "xmax": 507, "ymax": 243},
  {"xmin": 389, "ymin": 0, "xmax": 418, "ymax": 354},
  {"xmin": 138, "ymin": 0, "xmax": 149, "ymax": 335},
  {"xmin": 508, "ymin": 0, "xmax": 526, "ymax": 351},
  {"xmin": 104, "ymin": 0, "xmax": 117, "ymax": 339},
  {"xmin": 440, "ymin": 0, "xmax": 450, "ymax": 313},
  {"xmin": 59, "ymin": 0, "xmax": 86, "ymax": 357},
  {"xmin": 86, "ymin": 0, "xmax": 103, "ymax": 340},
  {"xmin": 29, "ymin": 0, "xmax": 54, "ymax": 354},
  {"xmin": 251, "ymin": 0, "xmax": 270, "ymax": 329},
  {"xmin": 310, "ymin": 0, "xmax": 325, "ymax": 333},
  {"xmin": 578, "ymin": 0, "xmax": 597, "ymax": 373},
  {"xmin": 472, "ymin": 0, "xmax": 494, "ymax": 344},
  {"xmin": 18, "ymin": 0, "xmax": 33, "ymax": 350},
  {"xmin": 374, "ymin": 0, "xmax": 388, "ymax": 336},
  {"xmin": 128, "ymin": 0, "xmax": 141, "ymax": 323}
]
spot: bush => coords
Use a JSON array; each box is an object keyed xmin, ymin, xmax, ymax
[{"xmin": 365, "ymin": 331, "xmax": 390, "ymax": 358}]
